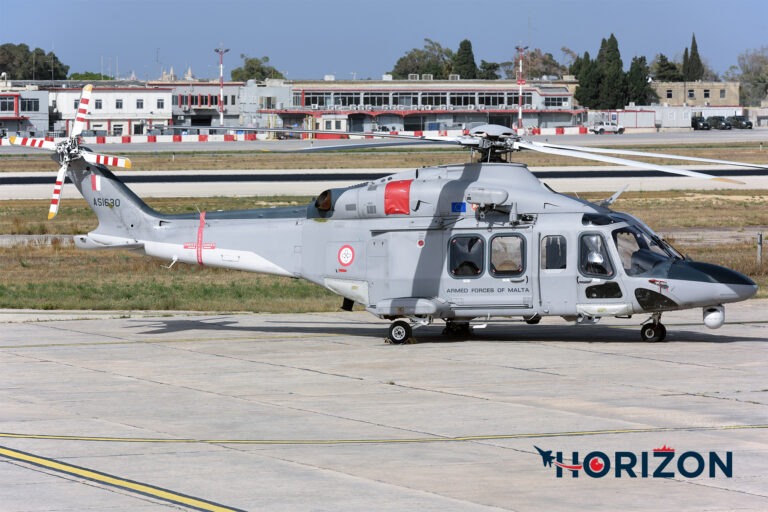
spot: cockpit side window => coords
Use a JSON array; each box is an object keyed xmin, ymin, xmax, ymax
[
  {"xmin": 449, "ymin": 235, "xmax": 484, "ymax": 277},
  {"xmin": 579, "ymin": 233, "xmax": 614, "ymax": 277},
  {"xmin": 612, "ymin": 226, "xmax": 672, "ymax": 276}
]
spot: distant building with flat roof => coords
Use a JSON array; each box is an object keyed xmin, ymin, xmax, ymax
[
  {"xmin": 0, "ymin": 85, "xmax": 48, "ymax": 136},
  {"xmin": 651, "ymin": 81, "xmax": 739, "ymax": 107},
  {"xmin": 239, "ymin": 77, "xmax": 586, "ymax": 133}
]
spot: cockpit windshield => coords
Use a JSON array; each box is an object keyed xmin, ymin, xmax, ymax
[{"xmin": 612, "ymin": 224, "xmax": 680, "ymax": 276}]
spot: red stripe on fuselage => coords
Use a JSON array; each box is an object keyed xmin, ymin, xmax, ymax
[{"xmin": 384, "ymin": 179, "xmax": 413, "ymax": 215}]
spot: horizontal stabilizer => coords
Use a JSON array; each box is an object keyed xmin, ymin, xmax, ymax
[{"xmin": 73, "ymin": 235, "xmax": 144, "ymax": 251}]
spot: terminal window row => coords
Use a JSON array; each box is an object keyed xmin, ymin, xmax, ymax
[
  {"xmin": 292, "ymin": 91, "xmax": 541, "ymax": 108},
  {"xmin": 172, "ymin": 95, "xmax": 237, "ymax": 106}
]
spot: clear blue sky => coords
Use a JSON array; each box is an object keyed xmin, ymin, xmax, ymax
[{"xmin": 2, "ymin": 0, "xmax": 765, "ymax": 80}]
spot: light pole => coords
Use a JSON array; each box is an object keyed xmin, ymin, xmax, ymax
[
  {"xmin": 214, "ymin": 44, "xmax": 230, "ymax": 126},
  {"xmin": 515, "ymin": 44, "xmax": 528, "ymax": 130}
]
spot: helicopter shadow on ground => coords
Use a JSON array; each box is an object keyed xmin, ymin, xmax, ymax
[
  {"xmin": 127, "ymin": 317, "xmax": 765, "ymax": 344},
  {"xmin": 129, "ymin": 316, "xmax": 384, "ymax": 337}
]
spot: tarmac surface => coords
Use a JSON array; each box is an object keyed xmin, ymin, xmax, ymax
[{"xmin": 1, "ymin": 302, "xmax": 767, "ymax": 511}]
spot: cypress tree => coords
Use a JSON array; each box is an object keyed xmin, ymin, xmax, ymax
[
  {"xmin": 596, "ymin": 34, "xmax": 626, "ymax": 109},
  {"xmin": 682, "ymin": 47, "xmax": 690, "ymax": 80},
  {"xmin": 574, "ymin": 52, "xmax": 602, "ymax": 108},
  {"xmin": 627, "ymin": 56, "xmax": 658, "ymax": 105},
  {"xmin": 688, "ymin": 33, "xmax": 704, "ymax": 80},
  {"xmin": 452, "ymin": 39, "xmax": 478, "ymax": 79}
]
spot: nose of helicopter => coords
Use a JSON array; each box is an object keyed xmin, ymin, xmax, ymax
[{"xmin": 670, "ymin": 261, "xmax": 758, "ymax": 302}]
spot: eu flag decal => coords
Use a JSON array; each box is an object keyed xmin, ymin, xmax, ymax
[{"xmin": 451, "ymin": 202, "xmax": 466, "ymax": 213}]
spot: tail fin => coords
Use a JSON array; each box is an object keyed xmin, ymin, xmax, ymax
[{"xmin": 68, "ymin": 159, "xmax": 159, "ymax": 243}]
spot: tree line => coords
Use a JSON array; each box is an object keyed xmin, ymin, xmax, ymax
[{"xmin": 389, "ymin": 38, "xmax": 568, "ymax": 81}]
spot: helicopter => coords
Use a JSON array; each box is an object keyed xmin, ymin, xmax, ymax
[{"xmin": 3, "ymin": 84, "xmax": 763, "ymax": 343}]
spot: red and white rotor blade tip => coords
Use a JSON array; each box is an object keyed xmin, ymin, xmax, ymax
[
  {"xmin": 70, "ymin": 84, "xmax": 94, "ymax": 138},
  {"xmin": 82, "ymin": 151, "xmax": 132, "ymax": 168},
  {"xmin": 48, "ymin": 164, "xmax": 68, "ymax": 220},
  {"xmin": 7, "ymin": 135, "xmax": 56, "ymax": 151}
]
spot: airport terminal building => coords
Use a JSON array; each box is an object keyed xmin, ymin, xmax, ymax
[{"xmin": 239, "ymin": 77, "xmax": 586, "ymax": 133}]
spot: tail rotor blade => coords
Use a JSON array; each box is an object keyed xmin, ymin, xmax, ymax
[
  {"xmin": 71, "ymin": 84, "xmax": 94, "ymax": 138},
  {"xmin": 48, "ymin": 164, "xmax": 68, "ymax": 220},
  {"xmin": 7, "ymin": 136, "xmax": 56, "ymax": 151},
  {"xmin": 82, "ymin": 151, "xmax": 132, "ymax": 168}
]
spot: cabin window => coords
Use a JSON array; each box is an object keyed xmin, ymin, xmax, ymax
[
  {"xmin": 579, "ymin": 233, "xmax": 614, "ymax": 278},
  {"xmin": 449, "ymin": 235, "xmax": 484, "ymax": 277},
  {"xmin": 490, "ymin": 234, "xmax": 525, "ymax": 277},
  {"xmin": 541, "ymin": 235, "xmax": 567, "ymax": 269}
]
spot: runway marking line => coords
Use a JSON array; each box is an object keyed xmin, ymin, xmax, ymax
[
  {"xmin": 0, "ymin": 444, "xmax": 245, "ymax": 512},
  {"xmin": 1, "ymin": 424, "xmax": 765, "ymax": 445}
]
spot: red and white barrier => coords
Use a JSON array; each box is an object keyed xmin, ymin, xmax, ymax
[{"xmin": 6, "ymin": 126, "xmax": 596, "ymax": 148}]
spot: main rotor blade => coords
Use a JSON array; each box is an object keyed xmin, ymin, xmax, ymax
[
  {"xmin": 294, "ymin": 140, "xmax": 463, "ymax": 152},
  {"xmin": 164, "ymin": 125, "xmax": 466, "ymax": 143},
  {"xmin": 529, "ymin": 141, "xmax": 768, "ymax": 169},
  {"xmin": 82, "ymin": 151, "xmax": 132, "ymax": 168},
  {"xmin": 48, "ymin": 163, "xmax": 68, "ymax": 220},
  {"xmin": 71, "ymin": 84, "xmax": 93, "ymax": 138},
  {"xmin": 6, "ymin": 136, "xmax": 56, "ymax": 151},
  {"xmin": 514, "ymin": 140, "xmax": 744, "ymax": 184}
]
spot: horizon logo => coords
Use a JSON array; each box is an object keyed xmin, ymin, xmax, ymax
[{"xmin": 534, "ymin": 445, "xmax": 732, "ymax": 479}]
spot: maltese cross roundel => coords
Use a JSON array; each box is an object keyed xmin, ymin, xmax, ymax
[{"xmin": 338, "ymin": 245, "xmax": 355, "ymax": 266}]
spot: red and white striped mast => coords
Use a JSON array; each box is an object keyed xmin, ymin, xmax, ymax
[
  {"xmin": 515, "ymin": 44, "xmax": 528, "ymax": 130},
  {"xmin": 214, "ymin": 43, "xmax": 230, "ymax": 126}
]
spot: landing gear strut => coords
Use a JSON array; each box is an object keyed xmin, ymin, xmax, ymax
[{"xmin": 640, "ymin": 313, "xmax": 666, "ymax": 342}]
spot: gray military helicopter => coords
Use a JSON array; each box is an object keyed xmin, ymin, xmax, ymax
[{"xmin": 4, "ymin": 85, "xmax": 763, "ymax": 343}]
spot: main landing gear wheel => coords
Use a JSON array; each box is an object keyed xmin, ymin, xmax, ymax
[
  {"xmin": 387, "ymin": 320, "xmax": 412, "ymax": 344},
  {"xmin": 640, "ymin": 322, "xmax": 667, "ymax": 342}
]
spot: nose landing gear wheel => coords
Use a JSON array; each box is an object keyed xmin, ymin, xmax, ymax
[
  {"xmin": 640, "ymin": 322, "xmax": 666, "ymax": 342},
  {"xmin": 387, "ymin": 320, "xmax": 412, "ymax": 344}
]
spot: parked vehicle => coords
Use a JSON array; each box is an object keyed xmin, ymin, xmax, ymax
[
  {"xmin": 707, "ymin": 116, "xmax": 732, "ymax": 130},
  {"xmin": 727, "ymin": 116, "xmax": 753, "ymax": 129},
  {"xmin": 691, "ymin": 116, "xmax": 711, "ymax": 130},
  {"xmin": 589, "ymin": 121, "xmax": 625, "ymax": 134}
]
